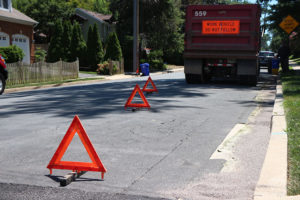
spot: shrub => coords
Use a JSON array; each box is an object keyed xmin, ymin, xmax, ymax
[
  {"xmin": 104, "ymin": 32, "xmax": 122, "ymax": 61},
  {"xmin": 142, "ymin": 50, "xmax": 166, "ymax": 71},
  {"xmin": 34, "ymin": 47, "xmax": 47, "ymax": 62},
  {"xmin": 113, "ymin": 64, "xmax": 118, "ymax": 74},
  {"xmin": 0, "ymin": 45, "xmax": 24, "ymax": 63},
  {"xmin": 96, "ymin": 61, "xmax": 109, "ymax": 75}
]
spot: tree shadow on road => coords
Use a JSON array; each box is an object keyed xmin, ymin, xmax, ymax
[{"xmin": 0, "ymin": 75, "xmax": 266, "ymax": 119}]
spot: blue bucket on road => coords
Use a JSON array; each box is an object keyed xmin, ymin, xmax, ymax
[
  {"xmin": 140, "ymin": 63, "xmax": 150, "ymax": 76},
  {"xmin": 272, "ymin": 58, "xmax": 280, "ymax": 75}
]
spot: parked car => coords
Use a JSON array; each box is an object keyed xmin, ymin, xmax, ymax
[
  {"xmin": 259, "ymin": 51, "xmax": 275, "ymax": 74},
  {"xmin": 0, "ymin": 55, "xmax": 8, "ymax": 95}
]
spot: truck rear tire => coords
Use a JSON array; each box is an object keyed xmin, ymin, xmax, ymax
[
  {"xmin": 185, "ymin": 74, "xmax": 202, "ymax": 84},
  {"xmin": 0, "ymin": 73, "xmax": 6, "ymax": 95},
  {"xmin": 248, "ymin": 75, "xmax": 257, "ymax": 86},
  {"xmin": 239, "ymin": 75, "xmax": 257, "ymax": 86}
]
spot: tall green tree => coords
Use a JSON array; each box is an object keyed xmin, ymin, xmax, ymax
[
  {"xmin": 93, "ymin": 24, "xmax": 104, "ymax": 69},
  {"xmin": 70, "ymin": 22, "xmax": 87, "ymax": 65},
  {"xmin": 46, "ymin": 19, "xmax": 64, "ymax": 62},
  {"xmin": 86, "ymin": 25, "xmax": 95, "ymax": 68},
  {"xmin": 104, "ymin": 32, "xmax": 122, "ymax": 61},
  {"xmin": 62, "ymin": 20, "xmax": 72, "ymax": 61},
  {"xmin": 86, "ymin": 24, "xmax": 104, "ymax": 70}
]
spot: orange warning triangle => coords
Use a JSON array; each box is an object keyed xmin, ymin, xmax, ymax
[
  {"xmin": 142, "ymin": 76, "xmax": 158, "ymax": 93},
  {"xmin": 125, "ymin": 84, "xmax": 150, "ymax": 109},
  {"xmin": 47, "ymin": 115, "xmax": 107, "ymax": 179}
]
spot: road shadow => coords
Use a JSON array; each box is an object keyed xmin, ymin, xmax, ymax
[{"xmin": 0, "ymin": 72, "xmax": 276, "ymax": 118}]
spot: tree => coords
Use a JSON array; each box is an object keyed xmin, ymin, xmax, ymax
[
  {"xmin": 140, "ymin": 0, "xmax": 184, "ymax": 64},
  {"xmin": 93, "ymin": 24, "xmax": 104, "ymax": 68},
  {"xmin": 94, "ymin": 0, "xmax": 111, "ymax": 14},
  {"xmin": 12, "ymin": 0, "xmax": 29, "ymax": 12},
  {"xmin": 181, "ymin": 0, "xmax": 251, "ymax": 5},
  {"xmin": 62, "ymin": 20, "xmax": 72, "ymax": 61},
  {"xmin": 24, "ymin": 0, "xmax": 73, "ymax": 42},
  {"xmin": 104, "ymin": 32, "xmax": 122, "ymax": 61},
  {"xmin": 86, "ymin": 24, "xmax": 104, "ymax": 70},
  {"xmin": 267, "ymin": 0, "xmax": 300, "ymax": 56},
  {"xmin": 270, "ymin": 30, "xmax": 283, "ymax": 53},
  {"xmin": 261, "ymin": 33, "xmax": 271, "ymax": 50},
  {"xmin": 86, "ymin": 25, "xmax": 95, "ymax": 68},
  {"xmin": 110, "ymin": 0, "xmax": 185, "ymax": 69},
  {"xmin": 70, "ymin": 22, "xmax": 87, "ymax": 66},
  {"xmin": 67, "ymin": 0, "xmax": 94, "ymax": 11},
  {"xmin": 46, "ymin": 19, "xmax": 64, "ymax": 62}
]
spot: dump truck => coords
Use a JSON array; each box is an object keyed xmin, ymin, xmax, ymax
[{"xmin": 184, "ymin": 4, "xmax": 261, "ymax": 85}]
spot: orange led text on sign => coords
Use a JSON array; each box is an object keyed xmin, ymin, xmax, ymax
[{"xmin": 202, "ymin": 20, "xmax": 240, "ymax": 34}]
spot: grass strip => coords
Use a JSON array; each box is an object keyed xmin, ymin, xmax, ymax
[
  {"xmin": 282, "ymin": 70, "xmax": 300, "ymax": 195},
  {"xmin": 79, "ymin": 71, "xmax": 98, "ymax": 75},
  {"xmin": 6, "ymin": 77, "xmax": 103, "ymax": 89},
  {"xmin": 291, "ymin": 58, "xmax": 300, "ymax": 64}
]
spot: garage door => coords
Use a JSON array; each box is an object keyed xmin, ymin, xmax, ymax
[
  {"xmin": 12, "ymin": 34, "xmax": 30, "ymax": 64},
  {"xmin": 0, "ymin": 32, "xmax": 9, "ymax": 47}
]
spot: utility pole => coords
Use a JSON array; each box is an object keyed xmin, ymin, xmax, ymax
[{"xmin": 133, "ymin": 0, "xmax": 139, "ymax": 72}]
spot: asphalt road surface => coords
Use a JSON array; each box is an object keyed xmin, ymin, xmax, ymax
[{"xmin": 0, "ymin": 69, "xmax": 276, "ymax": 200}]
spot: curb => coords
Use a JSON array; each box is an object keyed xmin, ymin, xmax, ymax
[
  {"xmin": 254, "ymin": 79, "xmax": 288, "ymax": 200},
  {"xmin": 254, "ymin": 73, "xmax": 300, "ymax": 200}
]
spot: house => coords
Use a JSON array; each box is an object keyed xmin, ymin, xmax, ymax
[
  {"xmin": 73, "ymin": 8, "xmax": 114, "ymax": 42},
  {"xmin": 0, "ymin": 0, "xmax": 38, "ymax": 64}
]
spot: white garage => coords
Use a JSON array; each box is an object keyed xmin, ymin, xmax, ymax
[
  {"xmin": 0, "ymin": 32, "xmax": 9, "ymax": 47},
  {"xmin": 12, "ymin": 34, "xmax": 30, "ymax": 64}
]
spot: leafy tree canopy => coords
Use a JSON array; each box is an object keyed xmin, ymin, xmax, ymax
[
  {"xmin": 110, "ymin": 0, "xmax": 184, "ymax": 67},
  {"xmin": 12, "ymin": 0, "xmax": 111, "ymax": 42},
  {"xmin": 267, "ymin": 0, "xmax": 300, "ymax": 55}
]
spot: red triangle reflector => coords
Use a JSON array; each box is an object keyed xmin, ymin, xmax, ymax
[
  {"xmin": 142, "ymin": 76, "xmax": 158, "ymax": 93},
  {"xmin": 125, "ymin": 84, "xmax": 150, "ymax": 109},
  {"xmin": 47, "ymin": 115, "xmax": 107, "ymax": 179}
]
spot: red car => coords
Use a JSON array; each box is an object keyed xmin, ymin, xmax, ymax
[{"xmin": 0, "ymin": 55, "xmax": 8, "ymax": 95}]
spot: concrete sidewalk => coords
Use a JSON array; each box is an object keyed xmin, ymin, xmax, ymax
[{"xmin": 254, "ymin": 61, "xmax": 300, "ymax": 200}]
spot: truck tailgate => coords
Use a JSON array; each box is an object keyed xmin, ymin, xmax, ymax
[{"xmin": 185, "ymin": 4, "xmax": 261, "ymax": 58}]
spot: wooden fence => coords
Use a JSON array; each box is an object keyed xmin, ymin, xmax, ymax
[
  {"xmin": 6, "ymin": 59, "xmax": 79, "ymax": 86},
  {"xmin": 108, "ymin": 59, "xmax": 124, "ymax": 75}
]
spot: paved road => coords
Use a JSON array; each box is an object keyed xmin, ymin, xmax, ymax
[{"xmin": 0, "ymin": 70, "xmax": 276, "ymax": 199}]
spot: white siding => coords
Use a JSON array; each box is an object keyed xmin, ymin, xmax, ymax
[
  {"xmin": 12, "ymin": 34, "xmax": 30, "ymax": 64},
  {"xmin": 0, "ymin": 32, "xmax": 9, "ymax": 47}
]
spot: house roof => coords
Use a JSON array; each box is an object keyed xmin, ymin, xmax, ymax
[
  {"xmin": 0, "ymin": 8, "xmax": 38, "ymax": 26},
  {"xmin": 76, "ymin": 8, "xmax": 112, "ymax": 23}
]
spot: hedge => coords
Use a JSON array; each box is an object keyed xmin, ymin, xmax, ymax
[{"xmin": 0, "ymin": 45, "xmax": 24, "ymax": 63}]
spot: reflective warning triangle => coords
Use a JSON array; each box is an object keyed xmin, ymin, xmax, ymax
[
  {"xmin": 125, "ymin": 84, "xmax": 150, "ymax": 109},
  {"xmin": 142, "ymin": 77, "xmax": 158, "ymax": 93},
  {"xmin": 47, "ymin": 115, "xmax": 107, "ymax": 179}
]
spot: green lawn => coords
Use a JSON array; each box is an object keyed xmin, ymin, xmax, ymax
[
  {"xmin": 291, "ymin": 58, "xmax": 300, "ymax": 64},
  {"xmin": 282, "ymin": 69, "xmax": 300, "ymax": 195}
]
